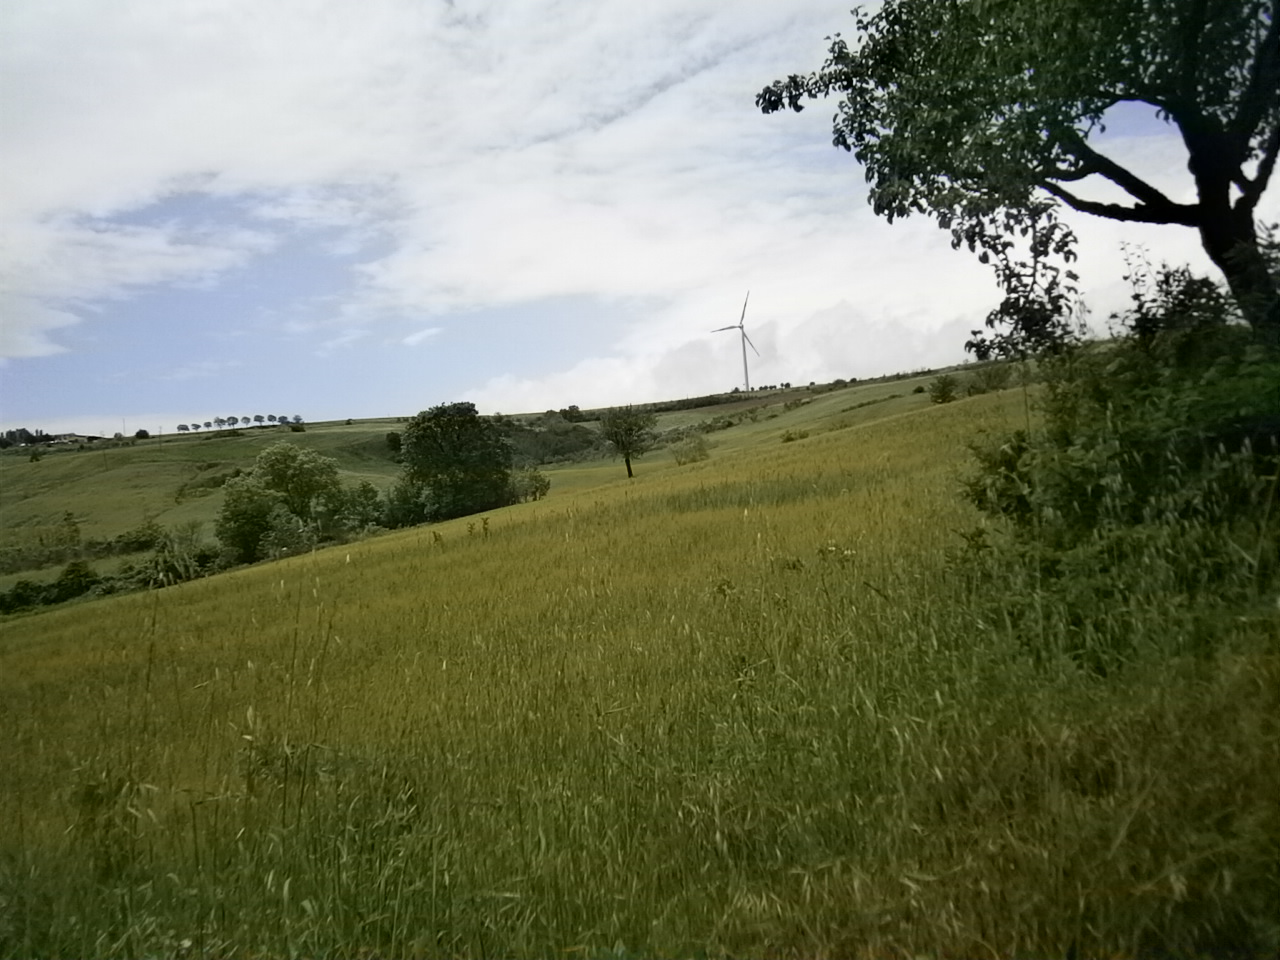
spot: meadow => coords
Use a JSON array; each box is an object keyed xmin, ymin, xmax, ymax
[{"xmin": 1, "ymin": 382, "xmax": 1277, "ymax": 957}]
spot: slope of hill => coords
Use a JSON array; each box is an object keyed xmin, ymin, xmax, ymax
[{"xmin": 2, "ymin": 379, "xmax": 1276, "ymax": 957}]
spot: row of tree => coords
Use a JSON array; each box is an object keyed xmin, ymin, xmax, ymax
[{"xmin": 177, "ymin": 415, "xmax": 303, "ymax": 433}]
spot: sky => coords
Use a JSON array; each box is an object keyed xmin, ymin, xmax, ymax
[{"xmin": 2, "ymin": 0, "xmax": 1276, "ymax": 438}]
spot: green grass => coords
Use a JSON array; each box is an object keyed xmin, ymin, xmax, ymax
[{"xmin": 1, "ymin": 384, "xmax": 1277, "ymax": 957}]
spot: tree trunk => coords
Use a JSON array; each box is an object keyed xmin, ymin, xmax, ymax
[
  {"xmin": 1198, "ymin": 204, "xmax": 1279, "ymax": 343},
  {"xmin": 1187, "ymin": 131, "xmax": 1280, "ymax": 343},
  {"xmin": 624, "ymin": 455, "xmax": 633, "ymax": 478}
]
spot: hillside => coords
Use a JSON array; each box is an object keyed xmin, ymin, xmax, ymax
[
  {"xmin": 2, "ymin": 375, "xmax": 1277, "ymax": 957},
  {"xmin": 0, "ymin": 377, "xmax": 932, "ymax": 590}
]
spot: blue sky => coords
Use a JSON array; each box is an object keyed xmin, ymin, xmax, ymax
[{"xmin": 2, "ymin": 0, "xmax": 1274, "ymax": 436}]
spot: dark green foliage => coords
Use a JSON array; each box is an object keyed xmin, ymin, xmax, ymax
[
  {"xmin": 0, "ymin": 579, "xmax": 45, "ymax": 614},
  {"xmin": 215, "ymin": 476, "xmax": 285, "ymax": 565},
  {"xmin": 600, "ymin": 406, "xmax": 658, "ymax": 478},
  {"xmin": 964, "ymin": 362, "xmax": 1014, "ymax": 396},
  {"xmin": 326, "ymin": 480, "xmax": 384, "ymax": 531},
  {"xmin": 251, "ymin": 442, "xmax": 341, "ymax": 521},
  {"xmin": 928, "ymin": 374, "xmax": 959, "ymax": 404},
  {"xmin": 133, "ymin": 429, "xmax": 150, "ymax": 440},
  {"xmin": 381, "ymin": 477, "xmax": 432, "ymax": 529},
  {"xmin": 497, "ymin": 414, "xmax": 602, "ymax": 465},
  {"xmin": 212, "ymin": 444, "xmax": 369, "ymax": 562},
  {"xmin": 757, "ymin": 0, "xmax": 1280, "ymax": 340},
  {"xmin": 960, "ymin": 264, "xmax": 1280, "ymax": 670},
  {"xmin": 385, "ymin": 431, "xmax": 402, "ymax": 454},
  {"xmin": 400, "ymin": 403, "xmax": 515, "ymax": 521}
]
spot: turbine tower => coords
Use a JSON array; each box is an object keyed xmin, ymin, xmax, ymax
[{"xmin": 712, "ymin": 291, "xmax": 759, "ymax": 392}]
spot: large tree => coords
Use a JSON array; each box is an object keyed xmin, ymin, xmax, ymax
[
  {"xmin": 600, "ymin": 406, "xmax": 658, "ymax": 478},
  {"xmin": 757, "ymin": 0, "xmax": 1280, "ymax": 341},
  {"xmin": 252, "ymin": 441, "xmax": 341, "ymax": 521},
  {"xmin": 400, "ymin": 402, "xmax": 514, "ymax": 520}
]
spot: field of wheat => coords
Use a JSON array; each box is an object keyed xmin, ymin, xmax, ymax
[{"xmin": 2, "ymin": 388, "xmax": 1277, "ymax": 958}]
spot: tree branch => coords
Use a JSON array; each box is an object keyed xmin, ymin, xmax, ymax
[
  {"xmin": 1231, "ymin": 2, "xmax": 1280, "ymax": 146},
  {"xmin": 1038, "ymin": 180, "xmax": 1201, "ymax": 226},
  {"xmin": 1239, "ymin": 116, "xmax": 1280, "ymax": 212},
  {"xmin": 1057, "ymin": 134, "xmax": 1184, "ymax": 211}
]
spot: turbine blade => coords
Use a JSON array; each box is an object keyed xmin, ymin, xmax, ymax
[
  {"xmin": 740, "ymin": 291, "xmax": 750, "ymax": 324},
  {"xmin": 711, "ymin": 325, "xmax": 738, "ymax": 333},
  {"xmin": 742, "ymin": 330, "xmax": 760, "ymax": 356}
]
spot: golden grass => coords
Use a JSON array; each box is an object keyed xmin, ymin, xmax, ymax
[{"xmin": 2, "ymin": 387, "xmax": 1277, "ymax": 958}]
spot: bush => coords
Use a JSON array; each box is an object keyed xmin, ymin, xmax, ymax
[
  {"xmin": 510, "ymin": 467, "xmax": 551, "ymax": 502},
  {"xmin": 964, "ymin": 362, "xmax": 1013, "ymax": 396},
  {"xmin": 671, "ymin": 435, "xmax": 711, "ymax": 465},
  {"xmin": 928, "ymin": 374, "xmax": 960, "ymax": 404},
  {"xmin": 258, "ymin": 506, "xmax": 317, "ymax": 559},
  {"xmin": 382, "ymin": 477, "xmax": 433, "ymax": 529},
  {"xmin": 958, "ymin": 262, "xmax": 1280, "ymax": 670}
]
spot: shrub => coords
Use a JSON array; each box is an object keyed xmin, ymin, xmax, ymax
[
  {"xmin": 510, "ymin": 467, "xmax": 551, "ymax": 502},
  {"xmin": 959, "ymin": 262, "xmax": 1280, "ymax": 670},
  {"xmin": 964, "ymin": 362, "xmax": 1013, "ymax": 396},
  {"xmin": 671, "ymin": 435, "xmax": 711, "ymax": 465},
  {"xmin": 382, "ymin": 477, "xmax": 433, "ymax": 529},
  {"xmin": 928, "ymin": 374, "xmax": 959, "ymax": 403}
]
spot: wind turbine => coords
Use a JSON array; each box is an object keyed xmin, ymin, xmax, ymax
[{"xmin": 712, "ymin": 292, "xmax": 759, "ymax": 392}]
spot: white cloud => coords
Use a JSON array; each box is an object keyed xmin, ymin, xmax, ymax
[
  {"xmin": 2, "ymin": 0, "xmax": 1276, "ymax": 420},
  {"xmin": 402, "ymin": 327, "xmax": 442, "ymax": 347}
]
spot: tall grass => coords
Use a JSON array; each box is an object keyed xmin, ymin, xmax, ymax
[{"xmin": 1, "ymin": 390, "xmax": 1277, "ymax": 957}]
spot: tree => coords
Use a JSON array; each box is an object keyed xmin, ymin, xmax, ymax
[
  {"xmin": 251, "ymin": 441, "xmax": 341, "ymax": 521},
  {"xmin": 176, "ymin": 424, "xmax": 189, "ymax": 433},
  {"xmin": 215, "ymin": 475, "xmax": 283, "ymax": 564},
  {"xmin": 253, "ymin": 415, "xmax": 265, "ymax": 427},
  {"xmin": 134, "ymin": 429, "xmax": 151, "ymax": 440},
  {"xmin": 599, "ymin": 405, "xmax": 658, "ymax": 478},
  {"xmin": 214, "ymin": 444, "xmax": 341, "ymax": 562},
  {"xmin": 292, "ymin": 415, "xmax": 303, "ymax": 424},
  {"xmin": 227, "ymin": 416, "xmax": 239, "ymax": 427},
  {"xmin": 400, "ymin": 402, "xmax": 514, "ymax": 521},
  {"xmin": 757, "ymin": 0, "xmax": 1280, "ymax": 343},
  {"xmin": 510, "ymin": 466, "xmax": 552, "ymax": 502}
]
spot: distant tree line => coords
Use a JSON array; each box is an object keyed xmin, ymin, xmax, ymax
[{"xmin": 176, "ymin": 415, "xmax": 303, "ymax": 434}]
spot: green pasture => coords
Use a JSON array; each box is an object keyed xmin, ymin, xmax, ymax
[{"xmin": 1, "ymin": 384, "xmax": 1276, "ymax": 957}]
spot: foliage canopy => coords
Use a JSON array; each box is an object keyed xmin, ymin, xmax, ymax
[
  {"xmin": 401, "ymin": 402, "xmax": 515, "ymax": 520},
  {"xmin": 758, "ymin": 0, "xmax": 1280, "ymax": 341},
  {"xmin": 599, "ymin": 406, "xmax": 658, "ymax": 478}
]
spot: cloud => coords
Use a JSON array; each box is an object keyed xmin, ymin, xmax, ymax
[
  {"xmin": 3, "ymin": 0, "xmax": 1276, "ymax": 422},
  {"xmin": 402, "ymin": 327, "xmax": 442, "ymax": 347}
]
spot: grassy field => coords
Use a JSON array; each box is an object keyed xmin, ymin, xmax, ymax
[{"xmin": 1, "ymin": 382, "xmax": 1277, "ymax": 957}]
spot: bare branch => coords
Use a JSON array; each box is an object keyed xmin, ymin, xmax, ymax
[
  {"xmin": 1057, "ymin": 134, "xmax": 1184, "ymax": 211},
  {"xmin": 1038, "ymin": 180, "xmax": 1201, "ymax": 226}
]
